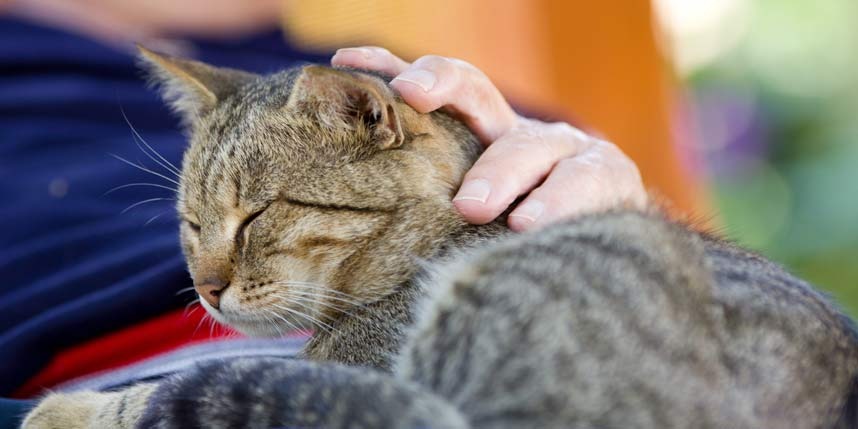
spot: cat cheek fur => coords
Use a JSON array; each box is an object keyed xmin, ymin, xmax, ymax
[{"xmin": 183, "ymin": 202, "xmax": 394, "ymax": 337}]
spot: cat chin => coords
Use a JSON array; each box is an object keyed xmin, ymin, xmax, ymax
[
  {"xmin": 200, "ymin": 299, "xmax": 298, "ymax": 338},
  {"xmin": 214, "ymin": 313, "xmax": 291, "ymax": 338},
  {"xmin": 230, "ymin": 321, "xmax": 288, "ymax": 338}
]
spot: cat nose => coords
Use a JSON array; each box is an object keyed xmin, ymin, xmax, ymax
[{"xmin": 195, "ymin": 278, "xmax": 230, "ymax": 310}]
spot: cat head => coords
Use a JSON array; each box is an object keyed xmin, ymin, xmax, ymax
[{"xmin": 139, "ymin": 47, "xmax": 481, "ymax": 336}]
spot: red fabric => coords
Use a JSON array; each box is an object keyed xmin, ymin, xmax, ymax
[{"xmin": 14, "ymin": 304, "xmax": 236, "ymax": 398}]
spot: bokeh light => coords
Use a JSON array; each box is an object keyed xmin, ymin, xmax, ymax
[{"xmin": 658, "ymin": 0, "xmax": 858, "ymax": 315}]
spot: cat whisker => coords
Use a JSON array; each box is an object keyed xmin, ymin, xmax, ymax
[
  {"xmin": 286, "ymin": 293, "xmax": 365, "ymax": 313},
  {"xmin": 287, "ymin": 292, "xmax": 352, "ymax": 312},
  {"xmin": 285, "ymin": 291, "xmax": 364, "ymax": 320},
  {"xmin": 183, "ymin": 299, "xmax": 202, "ymax": 318},
  {"xmin": 120, "ymin": 106, "xmax": 182, "ymax": 177},
  {"xmin": 131, "ymin": 134, "xmax": 181, "ymax": 179},
  {"xmin": 286, "ymin": 298, "xmax": 326, "ymax": 324},
  {"xmin": 185, "ymin": 305, "xmax": 201, "ymax": 319},
  {"xmin": 286, "ymin": 296, "xmax": 366, "ymax": 327},
  {"xmin": 184, "ymin": 297, "xmax": 200, "ymax": 310},
  {"xmin": 266, "ymin": 289, "xmax": 363, "ymax": 322},
  {"xmin": 290, "ymin": 288, "xmax": 364, "ymax": 307},
  {"xmin": 271, "ymin": 303, "xmax": 337, "ymax": 334},
  {"xmin": 110, "ymin": 153, "xmax": 181, "ymax": 187},
  {"xmin": 301, "ymin": 290, "xmax": 365, "ymax": 308},
  {"xmin": 192, "ymin": 312, "xmax": 210, "ymax": 337},
  {"xmin": 262, "ymin": 312, "xmax": 283, "ymax": 337},
  {"xmin": 274, "ymin": 304, "xmax": 332, "ymax": 334},
  {"xmin": 269, "ymin": 281, "xmax": 365, "ymax": 307},
  {"xmin": 176, "ymin": 286, "xmax": 197, "ymax": 296},
  {"xmin": 208, "ymin": 313, "xmax": 218, "ymax": 338},
  {"xmin": 280, "ymin": 294, "xmax": 325, "ymax": 314},
  {"xmin": 104, "ymin": 182, "xmax": 177, "ymax": 196},
  {"xmin": 258, "ymin": 310, "xmax": 280, "ymax": 336},
  {"xmin": 264, "ymin": 309, "xmax": 303, "ymax": 336},
  {"xmin": 121, "ymin": 197, "xmax": 176, "ymax": 214},
  {"xmin": 276, "ymin": 310, "xmax": 316, "ymax": 347},
  {"xmin": 288, "ymin": 284, "xmax": 359, "ymax": 298},
  {"xmin": 303, "ymin": 286, "xmax": 361, "ymax": 300},
  {"xmin": 303, "ymin": 293, "xmax": 366, "ymax": 308},
  {"xmin": 266, "ymin": 280, "xmax": 331, "ymax": 290},
  {"xmin": 143, "ymin": 212, "xmax": 167, "ymax": 226}
]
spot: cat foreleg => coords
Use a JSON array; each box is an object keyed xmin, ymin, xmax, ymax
[
  {"xmin": 139, "ymin": 357, "xmax": 468, "ymax": 429},
  {"xmin": 21, "ymin": 383, "xmax": 157, "ymax": 429}
]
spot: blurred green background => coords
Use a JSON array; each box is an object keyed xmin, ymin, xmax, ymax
[{"xmin": 657, "ymin": 0, "xmax": 858, "ymax": 315}]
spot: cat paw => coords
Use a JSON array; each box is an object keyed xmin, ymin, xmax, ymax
[
  {"xmin": 22, "ymin": 383, "xmax": 157, "ymax": 429},
  {"xmin": 21, "ymin": 391, "xmax": 109, "ymax": 429}
]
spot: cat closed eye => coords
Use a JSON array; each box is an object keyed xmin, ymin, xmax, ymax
[
  {"xmin": 186, "ymin": 220, "xmax": 201, "ymax": 233},
  {"xmin": 236, "ymin": 208, "xmax": 267, "ymax": 245}
]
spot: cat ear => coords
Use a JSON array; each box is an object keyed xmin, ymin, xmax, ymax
[
  {"xmin": 289, "ymin": 65, "xmax": 405, "ymax": 150},
  {"xmin": 137, "ymin": 46, "xmax": 257, "ymax": 126}
]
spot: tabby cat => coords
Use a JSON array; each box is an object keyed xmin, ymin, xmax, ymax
[{"xmin": 22, "ymin": 47, "xmax": 858, "ymax": 428}]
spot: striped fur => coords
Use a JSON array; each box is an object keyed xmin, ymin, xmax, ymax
[{"xmin": 22, "ymin": 51, "xmax": 858, "ymax": 428}]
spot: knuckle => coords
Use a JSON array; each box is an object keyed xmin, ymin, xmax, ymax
[
  {"xmin": 414, "ymin": 55, "xmax": 454, "ymax": 71},
  {"xmin": 523, "ymin": 121, "xmax": 593, "ymax": 157},
  {"xmin": 549, "ymin": 144, "xmax": 646, "ymax": 212},
  {"xmin": 370, "ymin": 47, "xmax": 407, "ymax": 69},
  {"xmin": 414, "ymin": 55, "xmax": 489, "ymax": 89},
  {"xmin": 455, "ymin": 59, "xmax": 488, "ymax": 83},
  {"xmin": 464, "ymin": 69, "xmax": 494, "ymax": 95},
  {"xmin": 595, "ymin": 142, "xmax": 638, "ymax": 173},
  {"xmin": 416, "ymin": 55, "xmax": 477, "ymax": 73},
  {"xmin": 368, "ymin": 46, "xmax": 391, "ymax": 56},
  {"xmin": 555, "ymin": 157, "xmax": 590, "ymax": 176},
  {"xmin": 413, "ymin": 55, "xmax": 461, "ymax": 85},
  {"xmin": 503, "ymin": 125, "xmax": 551, "ymax": 152},
  {"xmin": 551, "ymin": 121, "xmax": 577, "ymax": 135},
  {"xmin": 415, "ymin": 54, "xmax": 445, "ymax": 64},
  {"xmin": 595, "ymin": 138, "xmax": 622, "ymax": 154},
  {"xmin": 555, "ymin": 157, "xmax": 578, "ymax": 170},
  {"xmin": 498, "ymin": 134, "xmax": 538, "ymax": 153},
  {"xmin": 477, "ymin": 140, "xmax": 542, "ymax": 176},
  {"xmin": 556, "ymin": 155, "xmax": 598, "ymax": 174},
  {"xmin": 558, "ymin": 157, "xmax": 603, "ymax": 188},
  {"xmin": 551, "ymin": 121, "xmax": 590, "ymax": 141},
  {"xmin": 447, "ymin": 57, "xmax": 479, "ymax": 71},
  {"xmin": 491, "ymin": 143, "xmax": 531, "ymax": 162},
  {"xmin": 349, "ymin": 46, "xmax": 393, "ymax": 60},
  {"xmin": 508, "ymin": 118, "xmax": 541, "ymax": 138}
]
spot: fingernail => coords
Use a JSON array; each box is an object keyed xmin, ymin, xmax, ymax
[
  {"xmin": 392, "ymin": 69, "xmax": 436, "ymax": 92},
  {"xmin": 453, "ymin": 179, "xmax": 492, "ymax": 204},
  {"xmin": 510, "ymin": 200, "xmax": 545, "ymax": 223},
  {"xmin": 335, "ymin": 47, "xmax": 373, "ymax": 60}
]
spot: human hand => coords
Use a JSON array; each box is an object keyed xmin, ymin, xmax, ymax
[{"xmin": 332, "ymin": 47, "xmax": 647, "ymax": 232}]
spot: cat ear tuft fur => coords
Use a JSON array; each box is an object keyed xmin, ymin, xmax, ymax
[
  {"xmin": 137, "ymin": 45, "xmax": 257, "ymax": 128},
  {"xmin": 289, "ymin": 65, "xmax": 405, "ymax": 150}
]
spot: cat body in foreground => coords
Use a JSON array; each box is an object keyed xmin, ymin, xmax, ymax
[{"xmin": 22, "ymin": 49, "xmax": 858, "ymax": 428}]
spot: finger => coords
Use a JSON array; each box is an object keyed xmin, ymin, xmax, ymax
[
  {"xmin": 507, "ymin": 141, "xmax": 647, "ymax": 232},
  {"xmin": 390, "ymin": 55, "xmax": 518, "ymax": 143},
  {"xmin": 331, "ymin": 46, "xmax": 411, "ymax": 77},
  {"xmin": 453, "ymin": 120, "xmax": 593, "ymax": 224}
]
